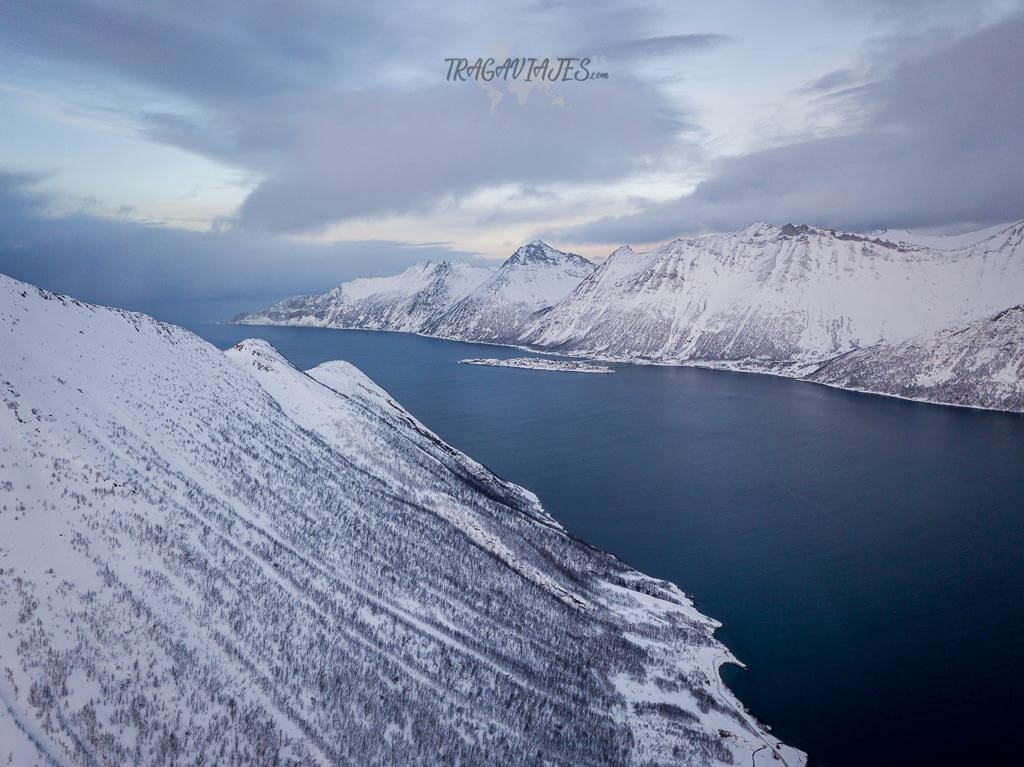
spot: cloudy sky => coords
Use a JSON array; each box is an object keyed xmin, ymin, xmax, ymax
[{"xmin": 1, "ymin": 0, "xmax": 1022, "ymax": 304}]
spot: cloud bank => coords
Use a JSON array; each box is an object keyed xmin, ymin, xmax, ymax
[
  {"xmin": 2, "ymin": 0, "xmax": 1023, "ymax": 290},
  {"xmin": 0, "ymin": 174, "xmax": 475, "ymax": 307},
  {"xmin": 557, "ymin": 12, "xmax": 1024, "ymax": 243}
]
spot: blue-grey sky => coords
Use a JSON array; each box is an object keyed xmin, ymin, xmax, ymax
[{"xmin": 1, "ymin": 0, "xmax": 1022, "ymax": 303}]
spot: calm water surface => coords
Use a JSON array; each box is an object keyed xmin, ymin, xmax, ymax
[{"xmin": 179, "ymin": 316, "xmax": 1024, "ymax": 766}]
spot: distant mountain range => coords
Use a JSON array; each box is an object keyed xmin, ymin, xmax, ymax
[
  {"xmin": 235, "ymin": 240, "xmax": 594, "ymax": 343},
  {"xmin": 234, "ymin": 221, "xmax": 1024, "ymax": 413},
  {"xmin": 0, "ymin": 273, "xmax": 803, "ymax": 766}
]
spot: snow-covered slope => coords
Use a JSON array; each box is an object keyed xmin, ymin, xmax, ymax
[
  {"xmin": 808, "ymin": 305, "xmax": 1024, "ymax": 412},
  {"xmin": 424, "ymin": 241, "xmax": 595, "ymax": 343},
  {"xmin": 0, "ymin": 274, "xmax": 803, "ymax": 766},
  {"xmin": 524, "ymin": 221, "xmax": 1024, "ymax": 375},
  {"xmin": 233, "ymin": 260, "xmax": 493, "ymax": 332},
  {"xmin": 868, "ymin": 222, "xmax": 1015, "ymax": 251}
]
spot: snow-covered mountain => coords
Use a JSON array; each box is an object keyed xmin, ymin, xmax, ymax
[
  {"xmin": 424, "ymin": 240, "xmax": 595, "ymax": 342},
  {"xmin": 0, "ymin": 273, "xmax": 803, "ymax": 766},
  {"xmin": 808, "ymin": 304, "xmax": 1024, "ymax": 412},
  {"xmin": 233, "ymin": 260, "xmax": 493, "ymax": 332},
  {"xmin": 234, "ymin": 241, "xmax": 595, "ymax": 345},
  {"xmin": 524, "ymin": 222, "xmax": 1024, "ymax": 374},
  {"xmin": 867, "ymin": 221, "xmax": 1015, "ymax": 251},
  {"xmin": 230, "ymin": 222, "xmax": 1023, "ymax": 412}
]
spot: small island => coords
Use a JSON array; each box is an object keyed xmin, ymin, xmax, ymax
[{"xmin": 459, "ymin": 357, "xmax": 615, "ymax": 373}]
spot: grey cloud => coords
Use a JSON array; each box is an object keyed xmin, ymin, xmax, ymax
[
  {"xmin": 0, "ymin": 171, "xmax": 48, "ymax": 217},
  {"xmin": 3, "ymin": 1, "xmax": 311, "ymax": 102},
  {"xmin": 2, "ymin": 1, "xmax": 703, "ymax": 233},
  {"xmin": 800, "ymin": 68, "xmax": 857, "ymax": 94},
  {"xmin": 0, "ymin": 0, "xmax": 681, "ymax": 105},
  {"xmin": 0, "ymin": 0, "xmax": 411, "ymax": 105},
  {"xmin": 139, "ymin": 112, "xmax": 241, "ymax": 162},
  {"xmin": 558, "ymin": 13, "xmax": 1024, "ymax": 243},
  {"xmin": 603, "ymin": 34, "xmax": 730, "ymax": 58},
  {"xmin": 233, "ymin": 80, "xmax": 687, "ymax": 233},
  {"xmin": 0, "ymin": 174, "xmax": 479, "ymax": 308},
  {"xmin": 828, "ymin": 0, "xmax": 1022, "ymax": 23}
]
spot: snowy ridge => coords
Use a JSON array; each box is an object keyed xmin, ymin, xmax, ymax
[
  {"xmin": 808, "ymin": 305, "xmax": 1024, "ymax": 412},
  {"xmin": 233, "ymin": 260, "xmax": 493, "ymax": 332},
  {"xmin": 868, "ymin": 221, "xmax": 1016, "ymax": 251},
  {"xmin": 520, "ymin": 220, "xmax": 1024, "ymax": 410},
  {"xmin": 234, "ymin": 241, "xmax": 594, "ymax": 345},
  {"xmin": 424, "ymin": 241, "xmax": 595, "ymax": 343},
  {"xmin": 0, "ymin": 273, "xmax": 803, "ymax": 766},
  {"xmin": 525, "ymin": 221, "xmax": 1024, "ymax": 369}
]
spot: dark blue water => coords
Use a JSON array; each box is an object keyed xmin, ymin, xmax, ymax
[{"xmin": 182, "ymin": 318, "xmax": 1024, "ymax": 766}]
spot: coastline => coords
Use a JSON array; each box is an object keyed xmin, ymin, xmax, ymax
[
  {"xmin": 227, "ymin": 318, "xmax": 1023, "ymax": 415},
  {"xmin": 459, "ymin": 357, "xmax": 615, "ymax": 373}
]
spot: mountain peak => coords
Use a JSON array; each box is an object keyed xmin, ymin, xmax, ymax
[
  {"xmin": 230, "ymin": 338, "xmax": 292, "ymax": 370},
  {"xmin": 506, "ymin": 240, "xmax": 592, "ymax": 269},
  {"xmin": 778, "ymin": 223, "xmax": 814, "ymax": 237},
  {"xmin": 509, "ymin": 240, "xmax": 555, "ymax": 262}
]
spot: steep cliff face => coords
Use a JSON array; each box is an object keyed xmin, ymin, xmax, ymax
[
  {"xmin": 808, "ymin": 305, "xmax": 1024, "ymax": 412},
  {"xmin": 0, "ymin": 274, "xmax": 803, "ymax": 766},
  {"xmin": 524, "ymin": 222, "xmax": 1024, "ymax": 374}
]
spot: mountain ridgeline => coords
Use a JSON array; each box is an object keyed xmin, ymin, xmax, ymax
[
  {"xmin": 423, "ymin": 241, "xmax": 595, "ymax": 342},
  {"xmin": 235, "ymin": 222, "xmax": 1024, "ymax": 412},
  {"xmin": 0, "ymin": 274, "xmax": 804, "ymax": 766},
  {"xmin": 235, "ymin": 240, "xmax": 594, "ymax": 343}
]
